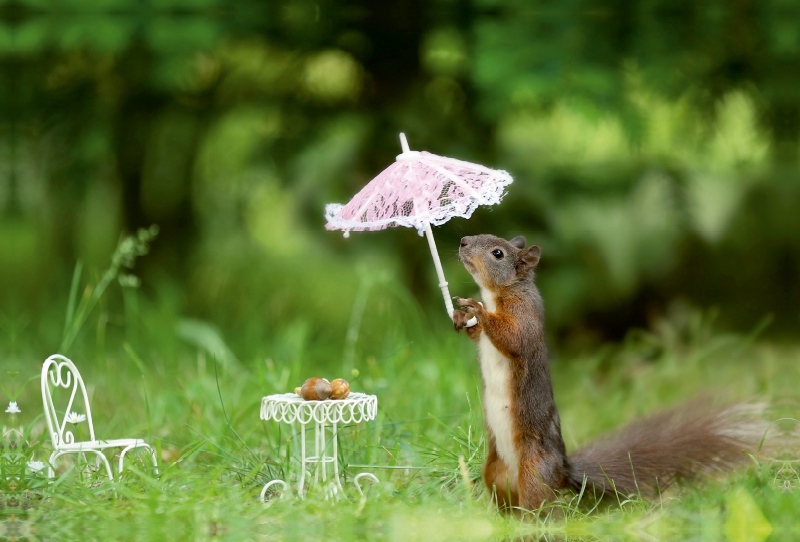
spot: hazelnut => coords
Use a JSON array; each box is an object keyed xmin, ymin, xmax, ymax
[
  {"xmin": 300, "ymin": 377, "xmax": 332, "ymax": 401},
  {"xmin": 330, "ymin": 378, "xmax": 350, "ymax": 400}
]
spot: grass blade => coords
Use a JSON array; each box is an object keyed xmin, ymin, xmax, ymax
[{"xmin": 62, "ymin": 260, "xmax": 83, "ymax": 345}]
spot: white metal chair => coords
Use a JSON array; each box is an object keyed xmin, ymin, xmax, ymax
[{"xmin": 41, "ymin": 354, "xmax": 158, "ymax": 481}]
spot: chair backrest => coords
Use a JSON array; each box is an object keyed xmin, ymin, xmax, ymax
[{"xmin": 41, "ymin": 355, "xmax": 97, "ymax": 448}]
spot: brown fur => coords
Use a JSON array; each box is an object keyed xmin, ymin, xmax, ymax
[
  {"xmin": 454, "ymin": 234, "xmax": 762, "ymax": 511},
  {"xmin": 567, "ymin": 401, "xmax": 762, "ymax": 496}
]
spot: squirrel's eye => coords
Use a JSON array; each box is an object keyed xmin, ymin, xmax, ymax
[{"xmin": 491, "ymin": 249, "xmax": 504, "ymax": 259}]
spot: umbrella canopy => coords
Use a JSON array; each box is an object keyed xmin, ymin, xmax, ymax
[
  {"xmin": 325, "ymin": 136, "xmax": 512, "ymax": 237},
  {"xmin": 325, "ymin": 134, "xmax": 513, "ymax": 324}
]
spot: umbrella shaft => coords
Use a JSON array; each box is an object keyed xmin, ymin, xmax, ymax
[{"xmin": 424, "ymin": 223, "xmax": 454, "ymax": 318}]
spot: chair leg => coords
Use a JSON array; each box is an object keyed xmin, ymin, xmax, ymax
[
  {"xmin": 48, "ymin": 450, "xmax": 113, "ymax": 482},
  {"xmin": 119, "ymin": 443, "xmax": 158, "ymax": 476},
  {"xmin": 119, "ymin": 445, "xmax": 133, "ymax": 475},
  {"xmin": 149, "ymin": 446, "xmax": 159, "ymax": 476},
  {"xmin": 88, "ymin": 451, "xmax": 114, "ymax": 481},
  {"xmin": 48, "ymin": 451, "xmax": 62, "ymax": 479}
]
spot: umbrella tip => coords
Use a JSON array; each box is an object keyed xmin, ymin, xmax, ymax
[
  {"xmin": 399, "ymin": 132, "xmax": 410, "ymax": 154},
  {"xmin": 343, "ymin": 230, "xmax": 350, "ymax": 238}
]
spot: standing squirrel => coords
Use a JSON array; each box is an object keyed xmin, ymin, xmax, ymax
[{"xmin": 452, "ymin": 234, "xmax": 761, "ymax": 511}]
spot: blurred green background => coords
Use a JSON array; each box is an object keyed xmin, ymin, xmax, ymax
[{"xmin": 2, "ymin": 0, "xmax": 800, "ymax": 363}]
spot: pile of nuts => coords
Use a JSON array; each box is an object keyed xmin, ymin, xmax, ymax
[{"xmin": 294, "ymin": 377, "xmax": 350, "ymax": 401}]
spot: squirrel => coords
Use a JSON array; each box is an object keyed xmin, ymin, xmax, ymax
[{"xmin": 452, "ymin": 234, "xmax": 761, "ymax": 511}]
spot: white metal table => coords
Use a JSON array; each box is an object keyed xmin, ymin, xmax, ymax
[{"xmin": 259, "ymin": 392, "xmax": 379, "ymax": 501}]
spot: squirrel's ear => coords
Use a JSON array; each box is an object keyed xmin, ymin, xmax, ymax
[
  {"xmin": 509, "ymin": 236, "xmax": 526, "ymax": 249},
  {"xmin": 516, "ymin": 245, "xmax": 541, "ymax": 273}
]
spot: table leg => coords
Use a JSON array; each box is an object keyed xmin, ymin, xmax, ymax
[
  {"xmin": 260, "ymin": 479, "xmax": 288, "ymax": 502},
  {"xmin": 314, "ymin": 421, "xmax": 322, "ymax": 488},
  {"xmin": 354, "ymin": 473, "xmax": 379, "ymax": 496},
  {"xmin": 298, "ymin": 421, "xmax": 307, "ymax": 496},
  {"xmin": 320, "ymin": 421, "xmax": 327, "ymax": 487},
  {"xmin": 331, "ymin": 421, "xmax": 345, "ymax": 496}
]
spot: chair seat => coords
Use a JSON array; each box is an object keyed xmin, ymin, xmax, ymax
[{"xmin": 56, "ymin": 438, "xmax": 150, "ymax": 451}]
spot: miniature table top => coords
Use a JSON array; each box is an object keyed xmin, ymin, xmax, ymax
[{"xmin": 260, "ymin": 392, "xmax": 378, "ymax": 425}]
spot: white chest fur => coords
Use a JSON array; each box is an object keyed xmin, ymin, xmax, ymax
[{"xmin": 477, "ymin": 289, "xmax": 519, "ymax": 490}]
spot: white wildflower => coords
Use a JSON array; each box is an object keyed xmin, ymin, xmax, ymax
[
  {"xmin": 5, "ymin": 401, "xmax": 20, "ymax": 414},
  {"xmin": 65, "ymin": 412, "xmax": 87, "ymax": 424}
]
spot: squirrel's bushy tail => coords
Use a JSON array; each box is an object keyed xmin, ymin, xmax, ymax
[{"xmin": 567, "ymin": 401, "xmax": 766, "ymax": 496}]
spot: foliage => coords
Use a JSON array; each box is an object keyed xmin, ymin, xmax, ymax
[
  {"xmin": 60, "ymin": 226, "xmax": 158, "ymax": 353},
  {"xmin": 0, "ymin": 272, "xmax": 796, "ymax": 538},
  {"xmin": 1, "ymin": 1, "xmax": 800, "ymax": 347}
]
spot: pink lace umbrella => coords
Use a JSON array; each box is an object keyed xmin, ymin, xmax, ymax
[{"xmin": 325, "ymin": 134, "xmax": 513, "ymax": 324}]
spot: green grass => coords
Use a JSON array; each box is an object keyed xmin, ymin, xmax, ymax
[{"xmin": 0, "ymin": 241, "xmax": 797, "ymax": 540}]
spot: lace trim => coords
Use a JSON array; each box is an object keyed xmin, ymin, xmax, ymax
[{"xmin": 325, "ymin": 151, "xmax": 513, "ymax": 236}]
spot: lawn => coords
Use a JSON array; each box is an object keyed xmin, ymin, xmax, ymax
[
  {"xmin": 1, "ymin": 244, "xmax": 796, "ymax": 541},
  {"xmin": 3, "ymin": 2, "xmax": 800, "ymax": 540}
]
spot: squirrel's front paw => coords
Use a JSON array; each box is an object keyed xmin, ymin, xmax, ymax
[
  {"xmin": 453, "ymin": 296, "xmax": 484, "ymax": 315},
  {"xmin": 452, "ymin": 309, "xmax": 473, "ymax": 332}
]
